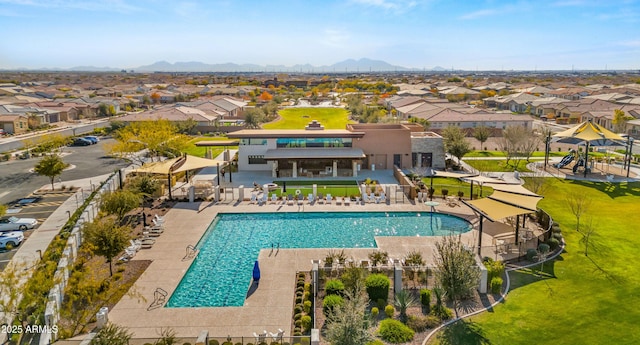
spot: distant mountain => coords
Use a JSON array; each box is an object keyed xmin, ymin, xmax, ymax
[{"xmin": 1, "ymin": 59, "xmax": 451, "ymax": 73}]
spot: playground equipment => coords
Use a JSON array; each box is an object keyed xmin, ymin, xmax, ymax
[
  {"xmin": 554, "ymin": 152, "xmax": 574, "ymax": 169},
  {"xmin": 572, "ymin": 157, "xmax": 591, "ymax": 174}
]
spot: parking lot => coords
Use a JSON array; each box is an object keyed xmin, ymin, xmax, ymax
[{"xmin": 0, "ymin": 190, "xmax": 77, "ymax": 270}]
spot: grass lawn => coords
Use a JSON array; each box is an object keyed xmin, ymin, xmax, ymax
[
  {"xmin": 419, "ymin": 177, "xmax": 494, "ymax": 198},
  {"xmin": 466, "ymin": 151, "xmax": 568, "ymax": 158},
  {"xmin": 262, "ymin": 107, "xmax": 352, "ymax": 129},
  {"xmin": 464, "ymin": 159, "xmax": 540, "ymax": 172},
  {"xmin": 267, "ymin": 180, "xmax": 361, "ymax": 198},
  {"xmin": 431, "ymin": 180, "xmax": 640, "ymax": 345},
  {"xmin": 182, "ymin": 137, "xmax": 238, "ymax": 158}
]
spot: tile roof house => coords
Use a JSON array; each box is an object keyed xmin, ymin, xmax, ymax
[{"xmin": 0, "ymin": 114, "xmax": 29, "ymax": 134}]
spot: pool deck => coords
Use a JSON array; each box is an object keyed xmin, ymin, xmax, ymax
[{"xmin": 108, "ymin": 198, "xmax": 527, "ymax": 338}]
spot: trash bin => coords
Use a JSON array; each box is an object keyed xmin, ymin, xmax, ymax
[{"xmin": 96, "ymin": 310, "xmax": 107, "ymax": 329}]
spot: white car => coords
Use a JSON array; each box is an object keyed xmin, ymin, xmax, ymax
[
  {"xmin": 0, "ymin": 216, "xmax": 38, "ymax": 231},
  {"xmin": 0, "ymin": 231, "xmax": 24, "ymax": 249}
]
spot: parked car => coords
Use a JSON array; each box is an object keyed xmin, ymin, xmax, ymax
[
  {"xmin": 0, "ymin": 231, "xmax": 24, "ymax": 249},
  {"xmin": 0, "ymin": 216, "xmax": 38, "ymax": 231},
  {"xmin": 83, "ymin": 136, "xmax": 99, "ymax": 144},
  {"xmin": 71, "ymin": 138, "xmax": 92, "ymax": 146}
]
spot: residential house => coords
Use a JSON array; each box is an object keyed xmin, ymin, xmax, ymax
[{"xmin": 0, "ymin": 114, "xmax": 29, "ymax": 134}]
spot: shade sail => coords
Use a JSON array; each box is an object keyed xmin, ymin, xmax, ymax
[
  {"xmin": 131, "ymin": 157, "xmax": 180, "ymax": 174},
  {"xmin": 465, "ymin": 198, "xmax": 533, "ymax": 221},
  {"xmin": 433, "ymin": 171, "xmax": 476, "ymax": 179},
  {"xmin": 484, "ymin": 183, "xmax": 541, "ymax": 196},
  {"xmin": 553, "ymin": 121, "xmax": 625, "ymax": 142},
  {"xmin": 172, "ymin": 155, "xmax": 225, "ymax": 173},
  {"xmin": 463, "ymin": 175, "xmax": 509, "ymax": 184},
  {"xmin": 488, "ymin": 190, "xmax": 543, "ymax": 212}
]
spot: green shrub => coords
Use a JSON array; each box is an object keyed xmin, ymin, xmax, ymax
[
  {"xmin": 486, "ymin": 259, "xmax": 505, "ymax": 281},
  {"xmin": 553, "ymin": 232, "xmax": 563, "ymax": 241},
  {"xmin": 294, "ymin": 304, "xmax": 303, "ymax": 314},
  {"xmin": 303, "ymin": 290, "xmax": 311, "ymax": 301},
  {"xmin": 366, "ymin": 341, "xmax": 385, "ymax": 345},
  {"xmin": 298, "ymin": 272, "xmax": 306, "ymax": 279},
  {"xmin": 490, "ymin": 276, "xmax": 503, "ymax": 294},
  {"xmin": 406, "ymin": 315, "xmax": 440, "ymax": 332},
  {"xmin": 552, "ymin": 224, "xmax": 561, "ymax": 233},
  {"xmin": 365, "ymin": 274, "xmax": 390, "ymax": 302},
  {"xmin": 303, "ymin": 300, "xmax": 312, "ymax": 314},
  {"xmin": 301, "ymin": 315, "xmax": 312, "ymax": 332},
  {"xmin": 294, "ymin": 319, "xmax": 302, "ymax": 327},
  {"xmin": 304, "ymin": 282, "xmax": 311, "ymax": 291},
  {"xmin": 526, "ymin": 248, "xmax": 538, "ymax": 261},
  {"xmin": 294, "ymin": 312, "xmax": 303, "ymax": 320},
  {"xmin": 384, "ymin": 304, "xmax": 395, "ymax": 318},
  {"xmin": 323, "ymin": 294, "xmax": 344, "ymax": 315},
  {"xmin": 546, "ymin": 237, "xmax": 560, "ymax": 250},
  {"xmin": 419, "ymin": 288, "xmax": 431, "ymax": 308},
  {"xmin": 431, "ymin": 305, "xmax": 453, "ymax": 320},
  {"xmin": 295, "ymin": 296, "xmax": 303, "ymax": 304},
  {"xmin": 325, "ymin": 279, "xmax": 345, "ymax": 296},
  {"xmin": 378, "ymin": 319, "xmax": 415, "ymax": 343},
  {"xmin": 209, "ymin": 341, "xmax": 219, "ymax": 345},
  {"xmin": 376, "ymin": 298, "xmax": 387, "ymax": 310},
  {"xmin": 371, "ymin": 307, "xmax": 379, "ymax": 319}
]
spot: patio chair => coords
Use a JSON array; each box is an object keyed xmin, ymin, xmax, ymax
[
  {"xmin": 270, "ymin": 329, "xmax": 285, "ymax": 342},
  {"xmin": 258, "ymin": 193, "xmax": 268, "ymax": 206},
  {"xmin": 317, "ymin": 193, "xmax": 324, "ymax": 204},
  {"xmin": 249, "ymin": 194, "xmax": 258, "ymax": 204},
  {"xmin": 135, "ymin": 238, "xmax": 155, "ymax": 249},
  {"xmin": 270, "ymin": 193, "xmax": 278, "ymax": 204},
  {"xmin": 154, "ymin": 214, "xmax": 165, "ymax": 223},
  {"xmin": 417, "ymin": 192, "xmax": 424, "ymax": 203},
  {"xmin": 254, "ymin": 330, "xmax": 267, "ymax": 344},
  {"xmin": 335, "ymin": 196, "xmax": 342, "ymax": 205},
  {"xmin": 376, "ymin": 193, "xmax": 386, "ymax": 204},
  {"xmin": 307, "ymin": 194, "xmax": 315, "ymax": 204},
  {"xmin": 287, "ymin": 194, "xmax": 294, "ymax": 205},
  {"xmin": 297, "ymin": 195, "xmax": 305, "ymax": 205},
  {"xmin": 326, "ymin": 194, "xmax": 333, "ymax": 204},
  {"xmin": 127, "ymin": 240, "xmax": 141, "ymax": 252},
  {"xmin": 344, "ymin": 196, "xmax": 351, "ymax": 206}
]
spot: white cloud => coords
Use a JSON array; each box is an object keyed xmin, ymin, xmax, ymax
[
  {"xmin": 349, "ymin": 0, "xmax": 419, "ymax": 12},
  {"xmin": 458, "ymin": 9, "xmax": 498, "ymax": 20}
]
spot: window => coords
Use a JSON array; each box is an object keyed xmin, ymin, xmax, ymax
[
  {"xmin": 248, "ymin": 155, "xmax": 267, "ymax": 164},
  {"xmin": 240, "ymin": 138, "xmax": 267, "ymax": 145}
]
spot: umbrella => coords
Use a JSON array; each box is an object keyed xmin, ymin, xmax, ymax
[{"xmin": 252, "ymin": 260, "xmax": 261, "ymax": 284}]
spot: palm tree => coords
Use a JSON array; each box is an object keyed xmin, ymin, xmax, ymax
[{"xmin": 394, "ymin": 290, "xmax": 417, "ymax": 323}]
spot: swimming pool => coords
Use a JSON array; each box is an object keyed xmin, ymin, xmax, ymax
[{"xmin": 166, "ymin": 212, "xmax": 471, "ymax": 308}]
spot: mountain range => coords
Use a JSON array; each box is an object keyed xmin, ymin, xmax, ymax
[{"xmin": 9, "ymin": 58, "xmax": 447, "ymax": 73}]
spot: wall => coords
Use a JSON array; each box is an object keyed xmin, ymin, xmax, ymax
[
  {"xmin": 349, "ymin": 124, "xmax": 412, "ymax": 170},
  {"xmin": 411, "ymin": 133, "xmax": 446, "ymax": 169}
]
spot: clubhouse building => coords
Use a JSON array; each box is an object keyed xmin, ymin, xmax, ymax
[{"xmin": 227, "ymin": 121, "xmax": 445, "ymax": 178}]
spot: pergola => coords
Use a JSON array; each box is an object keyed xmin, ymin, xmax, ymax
[
  {"xmin": 132, "ymin": 155, "xmax": 226, "ymax": 199},
  {"xmin": 462, "ymin": 185, "xmax": 543, "ymax": 255}
]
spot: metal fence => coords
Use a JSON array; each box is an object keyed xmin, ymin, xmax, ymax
[{"xmin": 53, "ymin": 335, "xmax": 311, "ymax": 345}]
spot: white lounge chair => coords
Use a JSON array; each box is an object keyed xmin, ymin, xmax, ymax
[
  {"xmin": 335, "ymin": 196, "xmax": 342, "ymax": 205},
  {"xmin": 376, "ymin": 193, "xmax": 386, "ymax": 204},
  {"xmin": 326, "ymin": 194, "xmax": 333, "ymax": 204},
  {"xmin": 307, "ymin": 194, "xmax": 315, "ymax": 204},
  {"xmin": 317, "ymin": 193, "xmax": 324, "ymax": 204},
  {"xmin": 127, "ymin": 240, "xmax": 141, "ymax": 252},
  {"xmin": 297, "ymin": 195, "xmax": 305, "ymax": 205},
  {"xmin": 135, "ymin": 238, "xmax": 155, "ymax": 249},
  {"xmin": 254, "ymin": 331, "xmax": 267, "ymax": 344},
  {"xmin": 287, "ymin": 194, "xmax": 294, "ymax": 205},
  {"xmin": 152, "ymin": 218, "xmax": 164, "ymax": 227},
  {"xmin": 249, "ymin": 194, "xmax": 258, "ymax": 204},
  {"xmin": 344, "ymin": 196, "xmax": 350, "ymax": 206},
  {"xmin": 270, "ymin": 329, "xmax": 285, "ymax": 342},
  {"xmin": 154, "ymin": 214, "xmax": 165, "ymax": 222},
  {"xmin": 417, "ymin": 192, "xmax": 424, "ymax": 203},
  {"xmin": 270, "ymin": 193, "xmax": 278, "ymax": 204},
  {"xmin": 258, "ymin": 193, "xmax": 268, "ymax": 205}
]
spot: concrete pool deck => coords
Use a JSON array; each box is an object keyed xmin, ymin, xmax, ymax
[{"xmin": 108, "ymin": 198, "xmax": 517, "ymax": 339}]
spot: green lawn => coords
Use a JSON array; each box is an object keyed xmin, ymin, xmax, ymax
[
  {"xmin": 268, "ymin": 180, "xmax": 361, "ymax": 198},
  {"xmin": 182, "ymin": 137, "xmax": 238, "ymax": 158},
  {"xmin": 466, "ymin": 151, "xmax": 568, "ymax": 158},
  {"xmin": 431, "ymin": 180, "xmax": 640, "ymax": 345},
  {"xmin": 463, "ymin": 159, "xmax": 540, "ymax": 172},
  {"xmin": 262, "ymin": 107, "xmax": 352, "ymax": 129}
]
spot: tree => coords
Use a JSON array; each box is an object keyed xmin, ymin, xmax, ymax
[
  {"xmin": 442, "ymin": 126, "xmax": 471, "ymax": 166},
  {"xmin": 324, "ymin": 280, "xmax": 374, "ymax": 345},
  {"xmin": 90, "ymin": 323, "xmax": 133, "ymax": 345},
  {"xmin": 566, "ymin": 193, "xmax": 591, "ymax": 232},
  {"xmin": 473, "ymin": 125, "xmax": 491, "ymax": 151},
  {"xmin": 0, "ymin": 262, "xmax": 29, "ymax": 342},
  {"xmin": 612, "ymin": 109, "xmax": 633, "ymax": 133},
  {"xmin": 578, "ymin": 217, "xmax": 597, "ymax": 257},
  {"xmin": 243, "ymin": 108, "xmax": 265, "ymax": 129},
  {"xmin": 0, "ymin": 204, "xmax": 7, "ymax": 217},
  {"xmin": 126, "ymin": 175, "xmax": 160, "ymax": 204},
  {"xmin": 34, "ymin": 154, "xmax": 69, "ymax": 190},
  {"xmin": 99, "ymin": 189, "xmax": 141, "ymax": 220},
  {"xmin": 83, "ymin": 217, "xmax": 131, "ymax": 276},
  {"xmin": 108, "ymin": 120, "xmax": 189, "ymax": 163},
  {"xmin": 433, "ymin": 235, "xmax": 480, "ymax": 316},
  {"xmin": 394, "ymin": 290, "xmax": 417, "ymax": 323},
  {"xmin": 258, "ymin": 91, "xmax": 273, "ymax": 102},
  {"xmin": 498, "ymin": 125, "xmax": 539, "ymax": 168}
]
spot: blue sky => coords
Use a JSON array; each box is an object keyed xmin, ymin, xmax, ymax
[{"xmin": 1, "ymin": 0, "xmax": 639, "ymax": 70}]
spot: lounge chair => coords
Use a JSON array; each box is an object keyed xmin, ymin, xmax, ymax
[
  {"xmin": 152, "ymin": 218, "xmax": 164, "ymax": 227},
  {"xmin": 417, "ymin": 192, "xmax": 424, "ymax": 203},
  {"xmin": 366, "ymin": 194, "xmax": 375, "ymax": 203},
  {"xmin": 128, "ymin": 240, "xmax": 141, "ymax": 252},
  {"xmin": 135, "ymin": 238, "xmax": 155, "ymax": 249},
  {"xmin": 249, "ymin": 194, "xmax": 258, "ymax": 204},
  {"xmin": 258, "ymin": 193, "xmax": 268, "ymax": 205},
  {"xmin": 297, "ymin": 195, "xmax": 305, "ymax": 205},
  {"xmin": 335, "ymin": 196, "xmax": 342, "ymax": 205},
  {"xmin": 270, "ymin": 329, "xmax": 285, "ymax": 342},
  {"xmin": 145, "ymin": 227, "xmax": 164, "ymax": 236},
  {"xmin": 270, "ymin": 193, "xmax": 278, "ymax": 204},
  {"xmin": 376, "ymin": 193, "xmax": 386, "ymax": 204},
  {"xmin": 287, "ymin": 194, "xmax": 294, "ymax": 205},
  {"xmin": 344, "ymin": 196, "xmax": 350, "ymax": 206},
  {"xmin": 154, "ymin": 214, "xmax": 165, "ymax": 223},
  {"xmin": 307, "ymin": 194, "xmax": 315, "ymax": 204},
  {"xmin": 326, "ymin": 194, "xmax": 333, "ymax": 204},
  {"xmin": 254, "ymin": 331, "xmax": 267, "ymax": 344},
  {"xmin": 317, "ymin": 193, "xmax": 324, "ymax": 204}
]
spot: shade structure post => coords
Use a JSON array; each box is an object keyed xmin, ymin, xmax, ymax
[
  {"xmin": 477, "ymin": 215, "xmax": 484, "ymax": 256},
  {"xmin": 584, "ymin": 141, "xmax": 590, "ymax": 178},
  {"xmin": 470, "ymin": 181, "xmax": 474, "ymax": 200},
  {"xmin": 515, "ymin": 215, "xmax": 520, "ymax": 245},
  {"xmin": 217, "ymin": 162, "xmax": 220, "ymax": 186},
  {"xmin": 628, "ymin": 138, "xmax": 634, "ymax": 178},
  {"xmin": 167, "ymin": 173, "xmax": 172, "ymax": 200},
  {"xmin": 544, "ymin": 132, "xmax": 551, "ymax": 169}
]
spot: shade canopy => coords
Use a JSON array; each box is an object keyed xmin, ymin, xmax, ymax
[
  {"xmin": 553, "ymin": 120, "xmax": 625, "ymax": 142},
  {"xmin": 131, "ymin": 155, "xmax": 223, "ymax": 175},
  {"xmin": 464, "ymin": 185, "xmax": 542, "ymax": 221},
  {"xmin": 484, "ymin": 183, "xmax": 541, "ymax": 196}
]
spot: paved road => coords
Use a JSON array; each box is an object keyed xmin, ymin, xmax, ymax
[
  {"xmin": 0, "ymin": 119, "xmax": 110, "ymax": 153},
  {"xmin": 0, "ymin": 138, "xmax": 129, "ymax": 205}
]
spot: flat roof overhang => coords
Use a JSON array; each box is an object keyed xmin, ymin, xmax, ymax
[
  {"xmin": 228, "ymin": 129, "xmax": 365, "ymax": 139},
  {"xmin": 263, "ymin": 148, "xmax": 366, "ymax": 160},
  {"xmin": 195, "ymin": 140, "xmax": 239, "ymax": 146}
]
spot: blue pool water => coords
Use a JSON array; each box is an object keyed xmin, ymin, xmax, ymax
[{"xmin": 166, "ymin": 212, "xmax": 471, "ymax": 308}]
